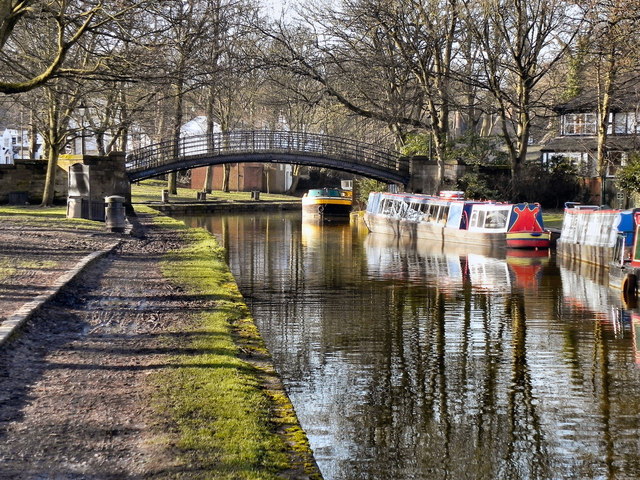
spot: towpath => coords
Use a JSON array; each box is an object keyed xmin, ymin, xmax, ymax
[{"xmin": 0, "ymin": 211, "xmax": 317, "ymax": 479}]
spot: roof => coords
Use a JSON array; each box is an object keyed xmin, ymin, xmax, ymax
[
  {"xmin": 554, "ymin": 76, "xmax": 640, "ymax": 113},
  {"xmin": 541, "ymin": 135, "xmax": 640, "ymax": 152},
  {"xmin": 180, "ymin": 116, "xmax": 221, "ymax": 136}
]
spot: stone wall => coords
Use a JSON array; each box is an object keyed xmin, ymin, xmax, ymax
[
  {"xmin": 408, "ymin": 157, "xmax": 467, "ymax": 194},
  {"xmin": 0, "ymin": 152, "xmax": 130, "ymax": 206},
  {"xmin": 0, "ymin": 160, "xmax": 67, "ymax": 204}
]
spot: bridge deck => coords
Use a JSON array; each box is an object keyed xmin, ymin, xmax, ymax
[{"xmin": 126, "ymin": 130, "xmax": 409, "ymax": 185}]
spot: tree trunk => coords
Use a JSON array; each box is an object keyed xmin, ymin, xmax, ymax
[
  {"xmin": 203, "ymin": 166, "xmax": 213, "ymax": 193},
  {"xmin": 203, "ymin": 95, "xmax": 216, "ymax": 193},
  {"xmin": 596, "ymin": 53, "xmax": 616, "ymax": 205},
  {"xmin": 41, "ymin": 100, "xmax": 60, "ymax": 207},
  {"xmin": 29, "ymin": 108, "xmax": 38, "ymax": 158},
  {"xmin": 168, "ymin": 171, "xmax": 177, "ymax": 195},
  {"xmin": 169, "ymin": 61, "xmax": 185, "ymax": 196},
  {"xmin": 222, "ymin": 164, "xmax": 231, "ymax": 192},
  {"xmin": 286, "ymin": 164, "xmax": 302, "ymax": 195},
  {"xmin": 41, "ymin": 144, "xmax": 59, "ymax": 207}
]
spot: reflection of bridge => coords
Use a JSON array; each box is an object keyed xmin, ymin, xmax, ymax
[{"xmin": 125, "ymin": 130, "xmax": 410, "ymax": 185}]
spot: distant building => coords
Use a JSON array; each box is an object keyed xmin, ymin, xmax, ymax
[
  {"xmin": 185, "ymin": 116, "xmax": 294, "ymax": 193},
  {"xmin": 541, "ymin": 78, "xmax": 640, "ymax": 203},
  {"xmin": 0, "ymin": 129, "xmax": 43, "ymax": 164}
]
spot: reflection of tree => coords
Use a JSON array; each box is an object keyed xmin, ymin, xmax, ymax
[
  {"xmin": 504, "ymin": 292, "xmax": 548, "ymax": 479},
  {"xmin": 593, "ymin": 320, "xmax": 614, "ymax": 478}
]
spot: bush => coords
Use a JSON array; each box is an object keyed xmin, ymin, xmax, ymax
[
  {"xmin": 457, "ymin": 171, "xmax": 506, "ymax": 201},
  {"xmin": 616, "ymin": 152, "xmax": 640, "ymax": 198},
  {"xmin": 514, "ymin": 157, "xmax": 583, "ymax": 208}
]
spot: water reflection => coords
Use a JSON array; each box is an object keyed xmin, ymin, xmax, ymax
[{"xmin": 181, "ymin": 212, "xmax": 640, "ymax": 480}]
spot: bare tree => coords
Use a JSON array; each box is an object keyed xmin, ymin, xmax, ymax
[
  {"xmin": 261, "ymin": 0, "xmax": 476, "ymax": 191},
  {"xmin": 581, "ymin": 0, "xmax": 640, "ymax": 203},
  {"xmin": 462, "ymin": 0, "xmax": 582, "ymax": 189},
  {"xmin": 195, "ymin": 0, "xmax": 264, "ymax": 192},
  {"xmin": 0, "ymin": 1, "xmax": 149, "ymax": 94},
  {"xmin": 38, "ymin": 80, "xmax": 83, "ymax": 206}
]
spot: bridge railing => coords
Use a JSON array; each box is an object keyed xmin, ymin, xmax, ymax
[{"xmin": 126, "ymin": 130, "xmax": 408, "ymax": 182}]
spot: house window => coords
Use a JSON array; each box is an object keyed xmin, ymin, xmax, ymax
[
  {"xmin": 562, "ymin": 113, "xmax": 597, "ymax": 135},
  {"xmin": 545, "ymin": 152, "xmax": 595, "ymax": 176},
  {"xmin": 613, "ymin": 112, "xmax": 640, "ymax": 134}
]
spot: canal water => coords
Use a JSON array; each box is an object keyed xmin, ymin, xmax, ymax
[{"xmin": 181, "ymin": 211, "xmax": 640, "ymax": 480}]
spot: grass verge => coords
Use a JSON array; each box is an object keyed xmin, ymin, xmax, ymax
[
  {"xmin": 131, "ymin": 179, "xmax": 298, "ymax": 204},
  {"xmin": 141, "ymin": 206, "xmax": 321, "ymax": 479},
  {"xmin": 542, "ymin": 211, "xmax": 564, "ymax": 229},
  {"xmin": 0, "ymin": 205, "xmax": 104, "ymax": 230}
]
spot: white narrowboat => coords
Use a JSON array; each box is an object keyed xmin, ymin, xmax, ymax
[
  {"xmin": 557, "ymin": 203, "xmax": 635, "ymax": 267},
  {"xmin": 363, "ymin": 191, "xmax": 549, "ymax": 250}
]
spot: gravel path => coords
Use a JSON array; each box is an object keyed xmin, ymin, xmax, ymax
[{"xmin": 0, "ymin": 215, "xmax": 191, "ymax": 479}]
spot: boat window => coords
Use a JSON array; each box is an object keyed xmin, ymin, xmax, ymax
[
  {"xmin": 425, "ymin": 205, "xmax": 433, "ymax": 221},
  {"xmin": 407, "ymin": 202, "xmax": 424, "ymax": 221},
  {"xmin": 433, "ymin": 205, "xmax": 442, "ymax": 222},
  {"xmin": 441, "ymin": 206, "xmax": 449, "ymax": 224},
  {"xmin": 470, "ymin": 210, "xmax": 478, "ymax": 228},
  {"xmin": 476, "ymin": 211, "xmax": 485, "ymax": 228},
  {"xmin": 484, "ymin": 210, "xmax": 507, "ymax": 229},
  {"xmin": 381, "ymin": 199, "xmax": 393, "ymax": 215}
]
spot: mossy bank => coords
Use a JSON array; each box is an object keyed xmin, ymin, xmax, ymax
[{"xmin": 141, "ymin": 206, "xmax": 321, "ymax": 479}]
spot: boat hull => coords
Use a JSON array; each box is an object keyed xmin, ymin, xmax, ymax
[
  {"xmin": 506, "ymin": 231, "xmax": 551, "ymax": 249},
  {"xmin": 364, "ymin": 212, "xmax": 509, "ymax": 249},
  {"xmin": 302, "ymin": 198, "xmax": 351, "ymax": 221}
]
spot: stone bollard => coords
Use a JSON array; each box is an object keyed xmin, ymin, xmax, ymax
[
  {"xmin": 251, "ymin": 190, "xmax": 260, "ymax": 200},
  {"xmin": 105, "ymin": 195, "xmax": 126, "ymax": 233},
  {"xmin": 161, "ymin": 189, "xmax": 169, "ymax": 203}
]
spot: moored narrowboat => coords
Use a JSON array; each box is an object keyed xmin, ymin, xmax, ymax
[
  {"xmin": 302, "ymin": 188, "xmax": 352, "ymax": 221},
  {"xmin": 363, "ymin": 191, "xmax": 549, "ymax": 250},
  {"xmin": 608, "ymin": 209, "xmax": 640, "ymax": 304},
  {"xmin": 557, "ymin": 203, "xmax": 635, "ymax": 267}
]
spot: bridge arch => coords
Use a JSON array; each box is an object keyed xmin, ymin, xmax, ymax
[{"xmin": 125, "ymin": 130, "xmax": 410, "ymax": 185}]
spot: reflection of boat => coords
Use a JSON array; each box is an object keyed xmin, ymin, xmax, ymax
[
  {"xmin": 506, "ymin": 249, "xmax": 549, "ymax": 289},
  {"xmin": 302, "ymin": 188, "xmax": 352, "ymax": 222},
  {"xmin": 364, "ymin": 232, "xmax": 545, "ymax": 292},
  {"xmin": 633, "ymin": 314, "xmax": 640, "ymax": 365},
  {"xmin": 363, "ymin": 191, "xmax": 549, "ymax": 250}
]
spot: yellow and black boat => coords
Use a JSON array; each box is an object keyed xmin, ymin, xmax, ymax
[{"xmin": 301, "ymin": 188, "xmax": 352, "ymax": 222}]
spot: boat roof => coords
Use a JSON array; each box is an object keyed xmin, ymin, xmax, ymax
[
  {"xmin": 308, "ymin": 188, "xmax": 343, "ymax": 197},
  {"xmin": 373, "ymin": 191, "xmax": 513, "ymax": 206}
]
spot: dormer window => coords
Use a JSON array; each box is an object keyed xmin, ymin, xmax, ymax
[{"xmin": 562, "ymin": 113, "xmax": 597, "ymax": 135}]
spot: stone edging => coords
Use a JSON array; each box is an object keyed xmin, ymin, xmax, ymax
[{"xmin": 0, "ymin": 242, "xmax": 121, "ymax": 348}]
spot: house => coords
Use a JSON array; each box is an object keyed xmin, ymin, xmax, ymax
[
  {"xmin": 0, "ymin": 129, "xmax": 43, "ymax": 164},
  {"xmin": 541, "ymin": 78, "xmax": 640, "ymax": 204}
]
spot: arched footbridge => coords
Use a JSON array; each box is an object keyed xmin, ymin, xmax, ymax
[{"xmin": 125, "ymin": 130, "xmax": 410, "ymax": 185}]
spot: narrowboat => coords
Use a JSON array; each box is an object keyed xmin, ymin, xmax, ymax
[
  {"xmin": 363, "ymin": 191, "xmax": 549, "ymax": 250},
  {"xmin": 608, "ymin": 209, "xmax": 640, "ymax": 304},
  {"xmin": 557, "ymin": 203, "xmax": 635, "ymax": 267},
  {"xmin": 302, "ymin": 188, "xmax": 352, "ymax": 221}
]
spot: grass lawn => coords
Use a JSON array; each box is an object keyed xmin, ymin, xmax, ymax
[
  {"xmin": 0, "ymin": 205, "xmax": 105, "ymax": 231},
  {"xmin": 131, "ymin": 179, "xmax": 298, "ymax": 204}
]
